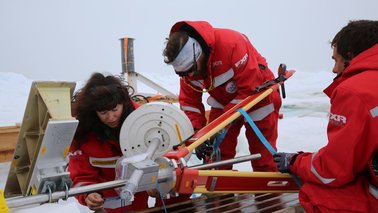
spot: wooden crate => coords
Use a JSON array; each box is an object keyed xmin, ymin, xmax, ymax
[{"xmin": 0, "ymin": 125, "xmax": 20, "ymax": 162}]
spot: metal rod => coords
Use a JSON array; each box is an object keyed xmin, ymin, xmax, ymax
[
  {"xmin": 6, "ymin": 154, "xmax": 260, "ymax": 208},
  {"xmin": 7, "ymin": 138, "xmax": 161, "ymax": 209},
  {"xmin": 6, "ymin": 179, "xmax": 127, "ymax": 209},
  {"xmin": 120, "ymin": 169, "xmax": 144, "ymax": 201},
  {"xmin": 134, "ymin": 72, "xmax": 177, "ymax": 96},
  {"xmin": 189, "ymin": 154, "xmax": 261, "ymax": 170},
  {"xmin": 146, "ymin": 138, "xmax": 160, "ymax": 159}
]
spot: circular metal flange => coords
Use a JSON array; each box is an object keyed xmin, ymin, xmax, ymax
[
  {"xmin": 155, "ymin": 157, "xmax": 177, "ymax": 196},
  {"xmin": 120, "ymin": 102, "xmax": 194, "ymax": 160}
]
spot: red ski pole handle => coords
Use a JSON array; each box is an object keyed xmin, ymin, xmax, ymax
[{"xmin": 278, "ymin": 63, "xmax": 287, "ymax": 76}]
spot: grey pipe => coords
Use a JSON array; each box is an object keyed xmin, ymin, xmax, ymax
[
  {"xmin": 6, "ymin": 179, "xmax": 127, "ymax": 209},
  {"xmin": 6, "ymin": 154, "xmax": 261, "ymax": 208},
  {"xmin": 189, "ymin": 154, "xmax": 261, "ymax": 170}
]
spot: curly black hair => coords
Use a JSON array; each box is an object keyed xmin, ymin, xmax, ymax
[
  {"xmin": 331, "ymin": 20, "xmax": 378, "ymax": 61},
  {"xmin": 72, "ymin": 73, "xmax": 135, "ymax": 145}
]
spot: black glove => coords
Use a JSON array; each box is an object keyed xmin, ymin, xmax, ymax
[
  {"xmin": 273, "ymin": 152, "xmax": 299, "ymax": 173},
  {"xmin": 195, "ymin": 140, "xmax": 213, "ymax": 161}
]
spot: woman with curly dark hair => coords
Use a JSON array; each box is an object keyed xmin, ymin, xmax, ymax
[{"xmin": 68, "ymin": 72, "xmax": 149, "ymax": 212}]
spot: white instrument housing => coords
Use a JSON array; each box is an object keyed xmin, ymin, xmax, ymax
[{"xmin": 120, "ymin": 102, "xmax": 194, "ymax": 160}]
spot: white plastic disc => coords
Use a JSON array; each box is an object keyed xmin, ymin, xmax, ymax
[{"xmin": 120, "ymin": 102, "xmax": 194, "ymax": 160}]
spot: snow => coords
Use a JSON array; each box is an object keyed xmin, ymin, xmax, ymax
[{"xmin": 0, "ymin": 70, "xmax": 334, "ymax": 212}]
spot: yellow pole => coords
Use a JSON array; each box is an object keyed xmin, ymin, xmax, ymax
[
  {"xmin": 194, "ymin": 185, "xmax": 298, "ymax": 194},
  {"xmin": 186, "ymin": 87, "xmax": 275, "ymax": 153},
  {"xmin": 197, "ymin": 170, "xmax": 292, "ymax": 178},
  {"xmin": 0, "ymin": 190, "xmax": 8, "ymax": 213},
  {"xmin": 194, "ymin": 170, "xmax": 298, "ymax": 194}
]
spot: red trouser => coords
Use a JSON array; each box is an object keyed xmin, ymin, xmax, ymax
[
  {"xmin": 208, "ymin": 92, "xmax": 281, "ymax": 172},
  {"xmin": 299, "ymin": 176, "xmax": 378, "ymax": 213}
]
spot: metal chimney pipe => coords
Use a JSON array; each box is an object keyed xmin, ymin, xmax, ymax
[{"xmin": 120, "ymin": 37, "xmax": 135, "ymax": 75}]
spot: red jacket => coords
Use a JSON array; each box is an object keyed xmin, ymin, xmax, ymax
[
  {"xmin": 68, "ymin": 133, "xmax": 149, "ymax": 212},
  {"xmin": 170, "ymin": 21, "xmax": 276, "ymax": 129},
  {"xmin": 292, "ymin": 44, "xmax": 378, "ymax": 212}
]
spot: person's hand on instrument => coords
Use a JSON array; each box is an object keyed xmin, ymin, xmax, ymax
[
  {"xmin": 195, "ymin": 139, "xmax": 213, "ymax": 160},
  {"xmin": 85, "ymin": 192, "xmax": 104, "ymax": 211},
  {"xmin": 273, "ymin": 152, "xmax": 300, "ymax": 173},
  {"xmin": 147, "ymin": 189, "xmax": 160, "ymax": 198}
]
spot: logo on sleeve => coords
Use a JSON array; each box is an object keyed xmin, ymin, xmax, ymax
[
  {"xmin": 212, "ymin": 60, "xmax": 223, "ymax": 67},
  {"xmin": 328, "ymin": 113, "xmax": 346, "ymax": 126},
  {"xmin": 225, "ymin": 81, "xmax": 237, "ymax": 93},
  {"xmin": 234, "ymin": 53, "xmax": 248, "ymax": 68},
  {"xmin": 67, "ymin": 150, "xmax": 83, "ymax": 159}
]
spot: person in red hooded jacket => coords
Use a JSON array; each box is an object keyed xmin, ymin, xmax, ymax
[
  {"xmin": 273, "ymin": 20, "xmax": 378, "ymax": 212},
  {"xmin": 163, "ymin": 21, "xmax": 281, "ymax": 172},
  {"xmin": 68, "ymin": 73, "xmax": 150, "ymax": 212}
]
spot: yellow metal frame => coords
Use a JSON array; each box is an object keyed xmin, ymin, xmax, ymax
[{"xmin": 4, "ymin": 81, "xmax": 76, "ymax": 198}]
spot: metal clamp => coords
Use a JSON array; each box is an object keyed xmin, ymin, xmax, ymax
[
  {"xmin": 47, "ymin": 185, "xmax": 53, "ymax": 203},
  {"xmin": 63, "ymin": 183, "xmax": 69, "ymax": 201}
]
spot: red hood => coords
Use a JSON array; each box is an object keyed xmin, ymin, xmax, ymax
[
  {"xmin": 324, "ymin": 44, "xmax": 378, "ymax": 97},
  {"xmin": 342, "ymin": 44, "xmax": 378, "ymax": 78},
  {"xmin": 170, "ymin": 21, "xmax": 216, "ymax": 49}
]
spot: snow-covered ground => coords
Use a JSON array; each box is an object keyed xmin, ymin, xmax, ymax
[{"xmin": 0, "ymin": 70, "xmax": 333, "ymax": 212}]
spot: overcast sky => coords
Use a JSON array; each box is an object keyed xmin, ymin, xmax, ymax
[{"xmin": 1, "ymin": 0, "xmax": 377, "ymax": 81}]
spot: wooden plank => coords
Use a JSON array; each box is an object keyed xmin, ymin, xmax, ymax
[
  {"xmin": 139, "ymin": 193, "xmax": 300, "ymax": 213},
  {"xmin": 0, "ymin": 125, "xmax": 20, "ymax": 162},
  {"xmin": 0, "ymin": 150, "xmax": 15, "ymax": 163}
]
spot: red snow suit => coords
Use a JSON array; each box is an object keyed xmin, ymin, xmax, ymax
[
  {"xmin": 291, "ymin": 44, "xmax": 378, "ymax": 212},
  {"xmin": 68, "ymin": 105, "xmax": 190, "ymax": 212},
  {"xmin": 68, "ymin": 132, "xmax": 149, "ymax": 212},
  {"xmin": 170, "ymin": 21, "xmax": 281, "ymax": 171}
]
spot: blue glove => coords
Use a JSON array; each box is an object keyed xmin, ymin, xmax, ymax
[{"xmin": 273, "ymin": 152, "xmax": 299, "ymax": 173}]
